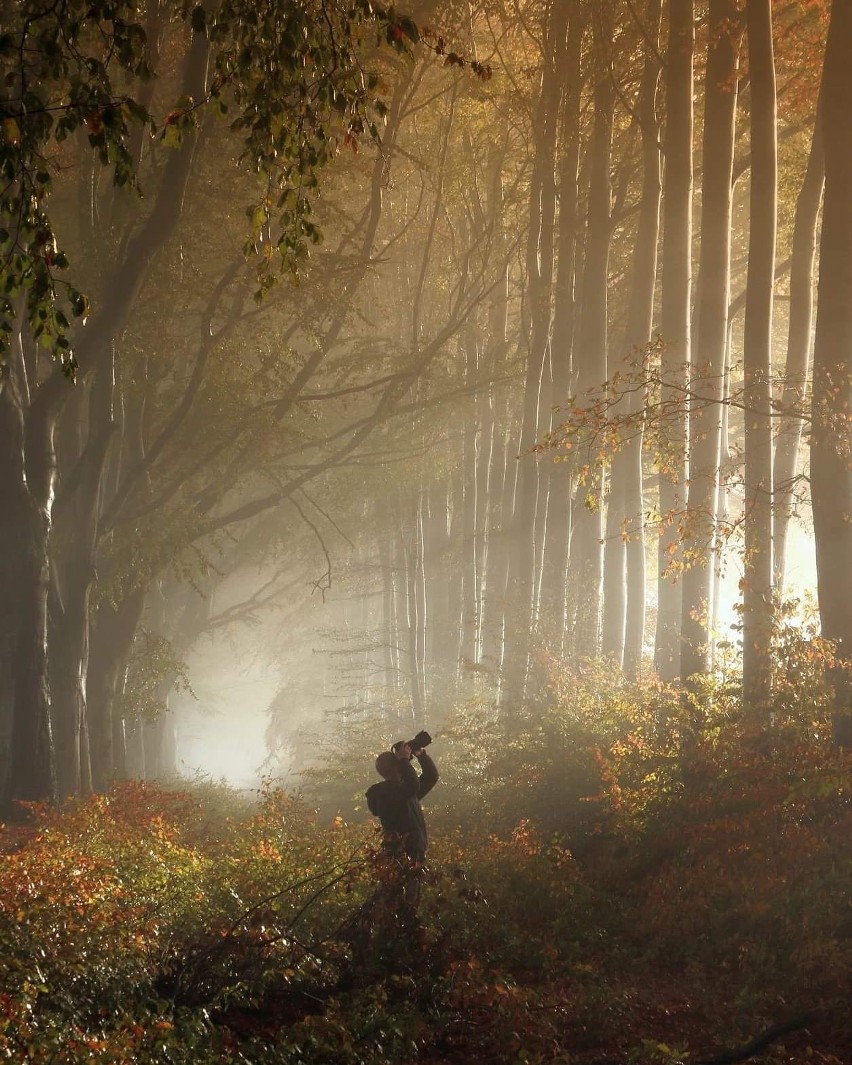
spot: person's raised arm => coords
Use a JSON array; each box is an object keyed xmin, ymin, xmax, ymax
[
  {"xmin": 415, "ymin": 749, "xmax": 438, "ymax": 799},
  {"xmin": 395, "ymin": 743, "xmax": 420, "ymax": 797}
]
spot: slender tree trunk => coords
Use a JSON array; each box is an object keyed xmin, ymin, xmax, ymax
[
  {"xmin": 709, "ymin": 325, "xmax": 732, "ymax": 668},
  {"xmin": 541, "ymin": 3, "xmax": 585, "ymax": 650},
  {"xmin": 655, "ymin": 0, "xmax": 694, "ymax": 681},
  {"xmin": 449, "ymin": 476, "xmax": 466, "ymax": 678},
  {"xmin": 569, "ymin": 2, "xmax": 614, "ymax": 659},
  {"xmin": 377, "ymin": 517, "xmax": 397, "ymax": 709},
  {"xmin": 601, "ymin": 0, "xmax": 662, "ymax": 674},
  {"xmin": 481, "ymin": 413, "xmax": 514, "ymax": 678},
  {"xmin": 479, "ymin": 155, "xmax": 512, "ymax": 679},
  {"xmin": 811, "ymin": 0, "xmax": 852, "ymax": 723},
  {"xmin": 421, "ymin": 485, "xmax": 449, "ymax": 697},
  {"xmin": 773, "ymin": 118, "xmax": 824, "ymax": 591},
  {"xmin": 413, "ymin": 492, "xmax": 428, "ymax": 717},
  {"xmin": 680, "ymin": 0, "xmax": 740, "ymax": 687},
  {"xmin": 460, "ymin": 331, "xmax": 481, "ymax": 670},
  {"xmin": 397, "ymin": 513, "xmax": 425, "ymax": 723},
  {"xmin": 741, "ymin": 0, "xmax": 777, "ymax": 709}
]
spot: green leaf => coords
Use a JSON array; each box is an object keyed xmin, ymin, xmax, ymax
[{"xmin": 161, "ymin": 123, "xmax": 183, "ymax": 149}]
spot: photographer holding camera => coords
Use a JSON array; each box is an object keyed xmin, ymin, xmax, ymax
[{"xmin": 365, "ymin": 730, "xmax": 438, "ymax": 902}]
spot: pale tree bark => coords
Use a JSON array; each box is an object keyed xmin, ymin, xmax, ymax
[
  {"xmin": 414, "ymin": 492, "xmax": 428, "ymax": 716},
  {"xmin": 568, "ymin": 0, "xmax": 614, "ymax": 660},
  {"xmin": 811, "ymin": 0, "xmax": 852, "ymax": 730},
  {"xmin": 377, "ymin": 508, "xmax": 398, "ymax": 708},
  {"xmin": 655, "ymin": 0, "xmax": 694, "ymax": 682},
  {"xmin": 423, "ymin": 482, "xmax": 454, "ymax": 697},
  {"xmin": 680, "ymin": 0, "xmax": 740, "ymax": 688},
  {"xmin": 460, "ymin": 326, "xmax": 481, "ymax": 671},
  {"xmin": 479, "ymin": 150, "xmax": 512, "ymax": 677},
  {"xmin": 773, "ymin": 117, "xmax": 823, "ymax": 591},
  {"xmin": 396, "ymin": 501, "xmax": 426, "ymax": 724},
  {"xmin": 709, "ymin": 323, "xmax": 732, "ymax": 667},
  {"xmin": 741, "ymin": 0, "xmax": 777, "ymax": 710},
  {"xmin": 601, "ymin": 0, "xmax": 662, "ymax": 675}
]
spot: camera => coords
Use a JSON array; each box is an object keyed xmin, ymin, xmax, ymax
[{"xmin": 392, "ymin": 729, "xmax": 432, "ymax": 756}]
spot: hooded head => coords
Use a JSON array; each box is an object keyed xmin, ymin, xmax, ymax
[{"xmin": 375, "ymin": 751, "xmax": 401, "ymax": 781}]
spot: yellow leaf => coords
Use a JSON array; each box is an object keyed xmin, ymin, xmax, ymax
[{"xmin": 3, "ymin": 118, "xmax": 20, "ymax": 145}]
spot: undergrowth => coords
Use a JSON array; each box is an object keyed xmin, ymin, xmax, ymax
[{"xmin": 0, "ymin": 661, "xmax": 849, "ymax": 1064}]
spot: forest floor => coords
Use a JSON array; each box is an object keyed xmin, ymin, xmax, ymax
[{"xmin": 0, "ymin": 699, "xmax": 849, "ymax": 1065}]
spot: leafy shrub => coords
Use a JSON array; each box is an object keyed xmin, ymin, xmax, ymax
[{"xmin": 0, "ymin": 647, "xmax": 849, "ymax": 1063}]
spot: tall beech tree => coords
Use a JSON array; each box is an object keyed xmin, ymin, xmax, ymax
[
  {"xmin": 601, "ymin": 0, "xmax": 662, "ymax": 675},
  {"xmin": 811, "ymin": 0, "xmax": 852, "ymax": 720},
  {"xmin": 568, "ymin": 0, "xmax": 614, "ymax": 660},
  {"xmin": 741, "ymin": 0, "xmax": 777, "ymax": 707},
  {"xmin": 680, "ymin": 0, "xmax": 740, "ymax": 689},
  {"xmin": 655, "ymin": 0, "xmax": 694, "ymax": 681},
  {"xmin": 539, "ymin": 3, "xmax": 586, "ymax": 653},
  {"xmin": 773, "ymin": 116, "xmax": 824, "ymax": 590}
]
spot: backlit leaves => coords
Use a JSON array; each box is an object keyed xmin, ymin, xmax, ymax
[{"xmin": 0, "ymin": 0, "xmax": 419, "ymax": 370}]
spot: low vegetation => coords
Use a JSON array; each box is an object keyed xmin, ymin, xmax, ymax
[{"xmin": 0, "ymin": 665, "xmax": 849, "ymax": 1064}]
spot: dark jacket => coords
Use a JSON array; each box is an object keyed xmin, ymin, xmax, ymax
[{"xmin": 365, "ymin": 752, "xmax": 438, "ymax": 861}]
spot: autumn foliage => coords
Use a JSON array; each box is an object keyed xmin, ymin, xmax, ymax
[{"xmin": 0, "ymin": 666, "xmax": 849, "ymax": 1063}]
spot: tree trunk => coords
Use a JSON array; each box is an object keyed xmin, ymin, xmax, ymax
[
  {"xmin": 460, "ymin": 331, "xmax": 481, "ymax": 671},
  {"xmin": 87, "ymin": 588, "xmax": 145, "ymax": 792},
  {"xmin": 0, "ymin": 337, "xmax": 57, "ymax": 810},
  {"xmin": 601, "ymin": 0, "xmax": 662, "ymax": 675},
  {"xmin": 811, "ymin": 0, "xmax": 852, "ymax": 719},
  {"xmin": 479, "ymin": 155, "xmax": 512, "ymax": 679},
  {"xmin": 421, "ymin": 487, "xmax": 449, "ymax": 698},
  {"xmin": 540, "ymin": 3, "xmax": 585, "ymax": 651},
  {"xmin": 50, "ymin": 358, "xmax": 116, "ymax": 798},
  {"xmin": 655, "ymin": 0, "xmax": 694, "ymax": 681},
  {"xmin": 377, "ymin": 513, "xmax": 397, "ymax": 710},
  {"xmin": 773, "ymin": 117, "xmax": 823, "ymax": 590},
  {"xmin": 0, "ymin": 372, "xmax": 55, "ymax": 809},
  {"xmin": 741, "ymin": 0, "xmax": 777, "ymax": 710},
  {"xmin": 569, "ymin": 3, "xmax": 614, "ymax": 660},
  {"xmin": 680, "ymin": 0, "xmax": 740, "ymax": 687},
  {"xmin": 481, "ymin": 415, "xmax": 514, "ymax": 679}
]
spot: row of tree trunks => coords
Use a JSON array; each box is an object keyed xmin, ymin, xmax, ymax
[
  {"xmin": 0, "ymin": 25, "xmax": 211, "ymax": 812},
  {"xmin": 500, "ymin": 0, "xmax": 569, "ymax": 711}
]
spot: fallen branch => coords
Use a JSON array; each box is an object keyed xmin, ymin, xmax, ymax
[{"xmin": 694, "ymin": 1009, "xmax": 824, "ymax": 1065}]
